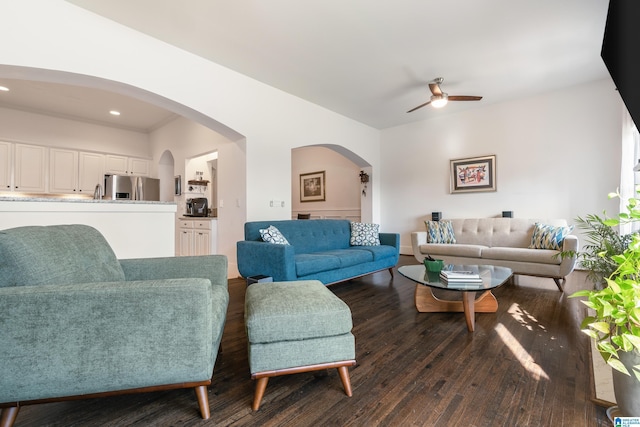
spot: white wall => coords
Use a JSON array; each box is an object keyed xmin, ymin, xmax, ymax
[
  {"xmin": 0, "ymin": 107, "xmax": 150, "ymax": 157},
  {"xmin": 0, "ymin": 0, "xmax": 380, "ymax": 228},
  {"xmin": 381, "ymin": 79, "xmax": 623, "ymax": 254},
  {"xmin": 149, "ymin": 116, "xmax": 245, "ymax": 276},
  {"xmin": 291, "ymin": 146, "xmax": 361, "ymax": 219}
]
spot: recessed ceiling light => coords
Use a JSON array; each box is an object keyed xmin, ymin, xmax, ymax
[
  {"xmin": 109, "ymin": 110, "xmax": 121, "ymax": 116},
  {"xmin": 0, "ymin": 86, "xmax": 9, "ymax": 92}
]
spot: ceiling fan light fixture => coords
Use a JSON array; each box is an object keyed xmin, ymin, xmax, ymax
[{"xmin": 431, "ymin": 93, "xmax": 448, "ymax": 108}]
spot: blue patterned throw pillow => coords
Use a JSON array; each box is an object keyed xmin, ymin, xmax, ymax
[
  {"xmin": 259, "ymin": 225, "xmax": 290, "ymax": 245},
  {"xmin": 350, "ymin": 222, "xmax": 380, "ymax": 246},
  {"xmin": 424, "ymin": 220, "xmax": 456, "ymax": 244},
  {"xmin": 528, "ymin": 222, "xmax": 573, "ymax": 250}
]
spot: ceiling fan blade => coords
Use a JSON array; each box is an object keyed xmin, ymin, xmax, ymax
[
  {"xmin": 448, "ymin": 95, "xmax": 483, "ymax": 101},
  {"xmin": 428, "ymin": 82, "xmax": 443, "ymax": 96},
  {"xmin": 406, "ymin": 100, "xmax": 432, "ymax": 113}
]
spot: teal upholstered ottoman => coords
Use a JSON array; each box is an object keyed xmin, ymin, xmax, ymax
[{"xmin": 245, "ymin": 280, "xmax": 356, "ymax": 410}]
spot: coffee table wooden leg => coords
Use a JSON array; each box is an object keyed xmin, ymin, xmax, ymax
[
  {"xmin": 462, "ymin": 291, "xmax": 476, "ymax": 332},
  {"xmin": 415, "ymin": 285, "xmax": 466, "ymax": 312},
  {"xmin": 415, "ymin": 285, "xmax": 499, "ymax": 332}
]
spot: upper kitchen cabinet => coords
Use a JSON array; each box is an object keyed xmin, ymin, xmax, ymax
[
  {"xmin": 50, "ymin": 148, "xmax": 105, "ymax": 194},
  {"xmin": 78, "ymin": 152, "xmax": 106, "ymax": 192},
  {"xmin": 49, "ymin": 148, "xmax": 78, "ymax": 194},
  {"xmin": 14, "ymin": 144, "xmax": 47, "ymax": 193},
  {"xmin": 0, "ymin": 141, "xmax": 11, "ymax": 190},
  {"xmin": 105, "ymin": 154, "xmax": 150, "ymax": 176}
]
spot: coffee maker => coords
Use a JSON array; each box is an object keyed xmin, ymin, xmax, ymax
[{"xmin": 185, "ymin": 198, "xmax": 208, "ymax": 217}]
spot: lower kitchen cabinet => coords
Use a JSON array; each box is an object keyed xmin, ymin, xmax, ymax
[{"xmin": 178, "ymin": 218, "xmax": 217, "ymax": 256}]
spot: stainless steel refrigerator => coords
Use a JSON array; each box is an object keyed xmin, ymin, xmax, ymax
[{"xmin": 104, "ymin": 175, "xmax": 160, "ymax": 201}]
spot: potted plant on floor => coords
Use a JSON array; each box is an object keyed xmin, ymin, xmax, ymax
[{"xmin": 571, "ymin": 191, "xmax": 640, "ymax": 417}]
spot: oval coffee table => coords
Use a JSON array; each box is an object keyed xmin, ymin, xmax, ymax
[{"xmin": 398, "ymin": 264, "xmax": 513, "ymax": 332}]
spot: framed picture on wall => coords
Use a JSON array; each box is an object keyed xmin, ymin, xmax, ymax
[
  {"xmin": 450, "ymin": 155, "xmax": 496, "ymax": 193},
  {"xmin": 300, "ymin": 171, "xmax": 326, "ymax": 202}
]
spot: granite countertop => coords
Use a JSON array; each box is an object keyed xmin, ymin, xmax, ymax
[{"xmin": 0, "ymin": 196, "xmax": 176, "ymax": 205}]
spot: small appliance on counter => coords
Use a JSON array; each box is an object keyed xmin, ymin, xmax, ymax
[{"xmin": 185, "ymin": 197, "xmax": 208, "ymax": 217}]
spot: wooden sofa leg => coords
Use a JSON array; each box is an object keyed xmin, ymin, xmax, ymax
[
  {"xmin": 194, "ymin": 385, "xmax": 210, "ymax": 420},
  {"xmin": 553, "ymin": 277, "xmax": 565, "ymax": 292},
  {"xmin": 388, "ymin": 267, "xmax": 394, "ymax": 278},
  {"xmin": 252, "ymin": 377, "xmax": 269, "ymax": 411},
  {"xmin": 1, "ymin": 406, "xmax": 20, "ymax": 427},
  {"xmin": 337, "ymin": 366, "xmax": 353, "ymax": 397}
]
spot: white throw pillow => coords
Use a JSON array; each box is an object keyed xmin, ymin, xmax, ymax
[
  {"xmin": 350, "ymin": 222, "xmax": 380, "ymax": 246},
  {"xmin": 259, "ymin": 225, "xmax": 290, "ymax": 245}
]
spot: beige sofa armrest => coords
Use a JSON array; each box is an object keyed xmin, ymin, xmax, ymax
[
  {"xmin": 411, "ymin": 232, "xmax": 428, "ymax": 263},
  {"xmin": 558, "ymin": 235, "xmax": 579, "ymax": 277}
]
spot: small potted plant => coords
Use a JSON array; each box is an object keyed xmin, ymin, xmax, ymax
[{"xmin": 571, "ymin": 191, "xmax": 640, "ymax": 416}]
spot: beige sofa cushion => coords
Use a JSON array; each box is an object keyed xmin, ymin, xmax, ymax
[
  {"xmin": 419, "ymin": 243, "xmax": 485, "ymax": 258},
  {"xmin": 481, "ymin": 247, "xmax": 561, "ymax": 265}
]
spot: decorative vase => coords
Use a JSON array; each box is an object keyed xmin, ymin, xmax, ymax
[
  {"xmin": 612, "ymin": 350, "xmax": 640, "ymax": 417},
  {"xmin": 423, "ymin": 259, "xmax": 444, "ymax": 282}
]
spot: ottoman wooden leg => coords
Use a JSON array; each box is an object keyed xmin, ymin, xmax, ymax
[
  {"xmin": 337, "ymin": 366, "xmax": 353, "ymax": 397},
  {"xmin": 252, "ymin": 377, "xmax": 269, "ymax": 411}
]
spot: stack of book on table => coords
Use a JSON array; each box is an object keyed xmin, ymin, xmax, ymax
[{"xmin": 439, "ymin": 270, "xmax": 483, "ymax": 287}]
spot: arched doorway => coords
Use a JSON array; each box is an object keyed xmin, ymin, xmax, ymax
[{"xmin": 291, "ymin": 144, "xmax": 372, "ymax": 222}]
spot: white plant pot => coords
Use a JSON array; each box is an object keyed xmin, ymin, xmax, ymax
[{"xmin": 612, "ymin": 350, "xmax": 640, "ymax": 417}]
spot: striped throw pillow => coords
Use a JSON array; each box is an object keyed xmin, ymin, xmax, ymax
[
  {"xmin": 424, "ymin": 220, "xmax": 456, "ymax": 244},
  {"xmin": 528, "ymin": 223, "xmax": 573, "ymax": 250}
]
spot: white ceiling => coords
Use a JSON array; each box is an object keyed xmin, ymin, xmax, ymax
[{"xmin": 4, "ymin": 1, "xmax": 612, "ymax": 131}]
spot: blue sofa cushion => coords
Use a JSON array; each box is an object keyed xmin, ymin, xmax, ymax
[
  {"xmin": 324, "ymin": 249, "xmax": 374, "ymax": 267},
  {"xmin": 295, "ymin": 253, "xmax": 341, "ymax": 276},
  {"xmin": 0, "ymin": 224, "xmax": 125, "ymax": 288},
  {"xmin": 355, "ymin": 244, "xmax": 399, "ymax": 261}
]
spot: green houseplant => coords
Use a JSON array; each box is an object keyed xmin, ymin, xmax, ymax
[{"xmin": 571, "ymin": 191, "xmax": 640, "ymax": 416}]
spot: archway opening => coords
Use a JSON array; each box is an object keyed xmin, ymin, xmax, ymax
[{"xmin": 291, "ymin": 144, "xmax": 372, "ymax": 222}]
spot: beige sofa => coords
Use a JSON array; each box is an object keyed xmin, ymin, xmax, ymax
[{"xmin": 411, "ymin": 218, "xmax": 578, "ymax": 290}]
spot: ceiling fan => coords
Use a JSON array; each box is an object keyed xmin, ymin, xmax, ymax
[{"xmin": 407, "ymin": 77, "xmax": 482, "ymax": 113}]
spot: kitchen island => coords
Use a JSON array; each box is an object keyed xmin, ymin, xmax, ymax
[{"xmin": 0, "ymin": 197, "xmax": 177, "ymax": 259}]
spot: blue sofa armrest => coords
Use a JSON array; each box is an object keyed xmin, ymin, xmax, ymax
[
  {"xmin": 237, "ymin": 241, "xmax": 297, "ymax": 281},
  {"xmin": 380, "ymin": 232, "xmax": 400, "ymax": 249}
]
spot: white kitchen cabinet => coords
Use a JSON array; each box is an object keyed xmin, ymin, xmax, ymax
[
  {"xmin": 105, "ymin": 154, "xmax": 128, "ymax": 174},
  {"xmin": 14, "ymin": 144, "xmax": 47, "ymax": 193},
  {"xmin": 49, "ymin": 148, "xmax": 78, "ymax": 194},
  {"xmin": 50, "ymin": 149, "xmax": 105, "ymax": 195},
  {"xmin": 0, "ymin": 141, "xmax": 12, "ymax": 191},
  {"xmin": 179, "ymin": 225, "xmax": 195, "ymax": 256},
  {"xmin": 178, "ymin": 218, "xmax": 217, "ymax": 256},
  {"xmin": 106, "ymin": 154, "xmax": 149, "ymax": 176},
  {"xmin": 128, "ymin": 157, "xmax": 150, "ymax": 176},
  {"xmin": 78, "ymin": 152, "xmax": 105, "ymax": 193}
]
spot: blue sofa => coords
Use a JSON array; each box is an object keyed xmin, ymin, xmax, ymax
[{"xmin": 237, "ymin": 219, "xmax": 400, "ymax": 285}]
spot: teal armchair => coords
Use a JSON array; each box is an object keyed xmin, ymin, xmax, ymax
[{"xmin": 0, "ymin": 224, "xmax": 229, "ymax": 427}]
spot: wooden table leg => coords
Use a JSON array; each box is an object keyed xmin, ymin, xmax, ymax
[
  {"xmin": 462, "ymin": 291, "xmax": 476, "ymax": 332},
  {"xmin": 415, "ymin": 285, "xmax": 499, "ymax": 332}
]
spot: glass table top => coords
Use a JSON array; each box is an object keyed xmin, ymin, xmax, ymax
[{"xmin": 398, "ymin": 264, "xmax": 513, "ymax": 292}]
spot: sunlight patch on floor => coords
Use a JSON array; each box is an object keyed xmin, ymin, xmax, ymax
[
  {"xmin": 507, "ymin": 302, "xmax": 547, "ymax": 332},
  {"xmin": 495, "ymin": 322, "xmax": 550, "ymax": 380}
]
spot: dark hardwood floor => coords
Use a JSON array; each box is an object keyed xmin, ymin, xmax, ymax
[{"xmin": 15, "ymin": 256, "xmax": 611, "ymax": 426}]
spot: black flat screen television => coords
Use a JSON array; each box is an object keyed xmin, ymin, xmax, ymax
[{"xmin": 601, "ymin": 0, "xmax": 640, "ymax": 128}]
